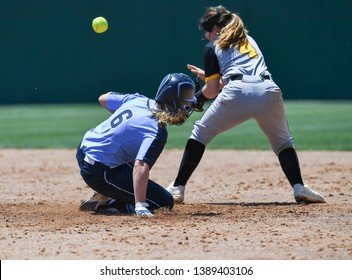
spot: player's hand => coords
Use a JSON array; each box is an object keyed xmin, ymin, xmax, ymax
[
  {"xmin": 187, "ymin": 64, "xmax": 205, "ymax": 82},
  {"xmin": 135, "ymin": 202, "xmax": 154, "ymax": 217}
]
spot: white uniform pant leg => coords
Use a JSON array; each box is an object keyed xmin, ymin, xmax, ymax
[
  {"xmin": 190, "ymin": 81, "xmax": 253, "ymax": 145},
  {"xmin": 190, "ymin": 79, "xmax": 294, "ymax": 154},
  {"xmin": 252, "ymin": 81, "xmax": 294, "ymax": 155}
]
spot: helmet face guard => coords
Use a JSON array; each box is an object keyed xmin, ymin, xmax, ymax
[{"xmin": 155, "ymin": 73, "xmax": 196, "ymax": 117}]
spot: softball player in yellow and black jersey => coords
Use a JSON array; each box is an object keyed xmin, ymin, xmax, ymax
[{"xmin": 167, "ymin": 5, "xmax": 325, "ymax": 204}]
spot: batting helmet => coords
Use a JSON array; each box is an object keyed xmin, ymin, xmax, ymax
[{"xmin": 155, "ymin": 73, "xmax": 196, "ymax": 116}]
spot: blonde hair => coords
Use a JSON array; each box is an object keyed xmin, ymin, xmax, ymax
[
  {"xmin": 151, "ymin": 103, "xmax": 188, "ymax": 126},
  {"xmin": 216, "ymin": 13, "xmax": 248, "ymax": 49}
]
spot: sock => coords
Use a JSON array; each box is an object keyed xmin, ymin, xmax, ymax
[
  {"xmin": 174, "ymin": 139, "xmax": 205, "ymax": 186},
  {"xmin": 278, "ymin": 147, "xmax": 304, "ymax": 187}
]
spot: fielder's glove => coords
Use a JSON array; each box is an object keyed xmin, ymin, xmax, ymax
[
  {"xmin": 193, "ymin": 101, "xmax": 205, "ymax": 112},
  {"xmin": 135, "ymin": 202, "xmax": 154, "ymax": 217}
]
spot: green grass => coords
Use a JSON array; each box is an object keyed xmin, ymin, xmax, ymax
[
  {"xmin": 0, "ymin": 101, "xmax": 351, "ymax": 150},
  {"xmin": 0, "ymin": 104, "xmax": 109, "ymax": 148},
  {"xmin": 167, "ymin": 100, "xmax": 352, "ymax": 150}
]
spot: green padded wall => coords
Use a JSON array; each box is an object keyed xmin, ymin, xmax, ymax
[{"xmin": 1, "ymin": 0, "xmax": 350, "ymax": 104}]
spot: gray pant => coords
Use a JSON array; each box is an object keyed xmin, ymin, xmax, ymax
[{"xmin": 191, "ymin": 76, "xmax": 294, "ymax": 155}]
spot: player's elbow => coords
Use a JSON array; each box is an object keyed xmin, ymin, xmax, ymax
[{"xmin": 98, "ymin": 93, "xmax": 110, "ymax": 107}]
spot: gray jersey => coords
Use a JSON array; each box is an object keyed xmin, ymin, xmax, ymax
[{"xmin": 204, "ymin": 35, "xmax": 269, "ymax": 84}]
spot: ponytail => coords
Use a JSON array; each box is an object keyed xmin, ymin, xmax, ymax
[{"xmin": 216, "ymin": 13, "xmax": 248, "ymax": 49}]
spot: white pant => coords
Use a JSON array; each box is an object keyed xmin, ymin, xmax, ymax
[{"xmin": 190, "ymin": 77, "xmax": 294, "ymax": 155}]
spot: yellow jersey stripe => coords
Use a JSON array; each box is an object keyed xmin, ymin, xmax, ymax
[{"xmin": 205, "ymin": 73, "xmax": 221, "ymax": 82}]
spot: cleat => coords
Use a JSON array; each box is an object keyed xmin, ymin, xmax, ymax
[
  {"xmin": 97, "ymin": 199, "xmax": 135, "ymax": 214},
  {"xmin": 166, "ymin": 182, "xmax": 185, "ymax": 203},
  {"xmin": 96, "ymin": 199, "xmax": 121, "ymax": 214},
  {"xmin": 79, "ymin": 192, "xmax": 111, "ymax": 211},
  {"xmin": 294, "ymin": 184, "xmax": 326, "ymax": 204}
]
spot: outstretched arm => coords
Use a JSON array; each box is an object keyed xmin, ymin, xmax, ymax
[
  {"xmin": 133, "ymin": 160, "xmax": 154, "ymax": 217},
  {"xmin": 133, "ymin": 160, "xmax": 150, "ymax": 203},
  {"xmin": 187, "ymin": 64, "xmax": 223, "ymax": 99},
  {"xmin": 201, "ymin": 78, "xmax": 221, "ymax": 99}
]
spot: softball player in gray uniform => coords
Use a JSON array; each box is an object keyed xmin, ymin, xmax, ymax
[
  {"xmin": 167, "ymin": 5, "xmax": 325, "ymax": 204},
  {"xmin": 77, "ymin": 73, "xmax": 196, "ymax": 217}
]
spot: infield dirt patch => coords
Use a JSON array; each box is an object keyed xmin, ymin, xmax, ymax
[{"xmin": 1, "ymin": 149, "xmax": 351, "ymax": 259}]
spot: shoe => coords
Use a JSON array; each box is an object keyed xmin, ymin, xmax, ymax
[
  {"xmin": 166, "ymin": 182, "xmax": 185, "ymax": 203},
  {"xmin": 135, "ymin": 202, "xmax": 153, "ymax": 217},
  {"xmin": 79, "ymin": 192, "xmax": 111, "ymax": 211},
  {"xmin": 293, "ymin": 184, "xmax": 326, "ymax": 203},
  {"xmin": 97, "ymin": 199, "xmax": 135, "ymax": 214},
  {"xmin": 96, "ymin": 198, "xmax": 121, "ymax": 214}
]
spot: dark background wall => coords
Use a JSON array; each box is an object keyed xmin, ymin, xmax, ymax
[{"xmin": 1, "ymin": 0, "xmax": 351, "ymax": 104}]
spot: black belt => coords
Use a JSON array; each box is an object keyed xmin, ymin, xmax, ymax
[{"xmin": 230, "ymin": 74, "xmax": 271, "ymax": 81}]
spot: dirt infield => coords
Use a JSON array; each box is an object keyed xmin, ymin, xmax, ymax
[{"xmin": 1, "ymin": 149, "xmax": 351, "ymax": 260}]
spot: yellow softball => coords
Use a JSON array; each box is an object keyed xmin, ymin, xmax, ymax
[{"xmin": 92, "ymin": 17, "xmax": 108, "ymax": 33}]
